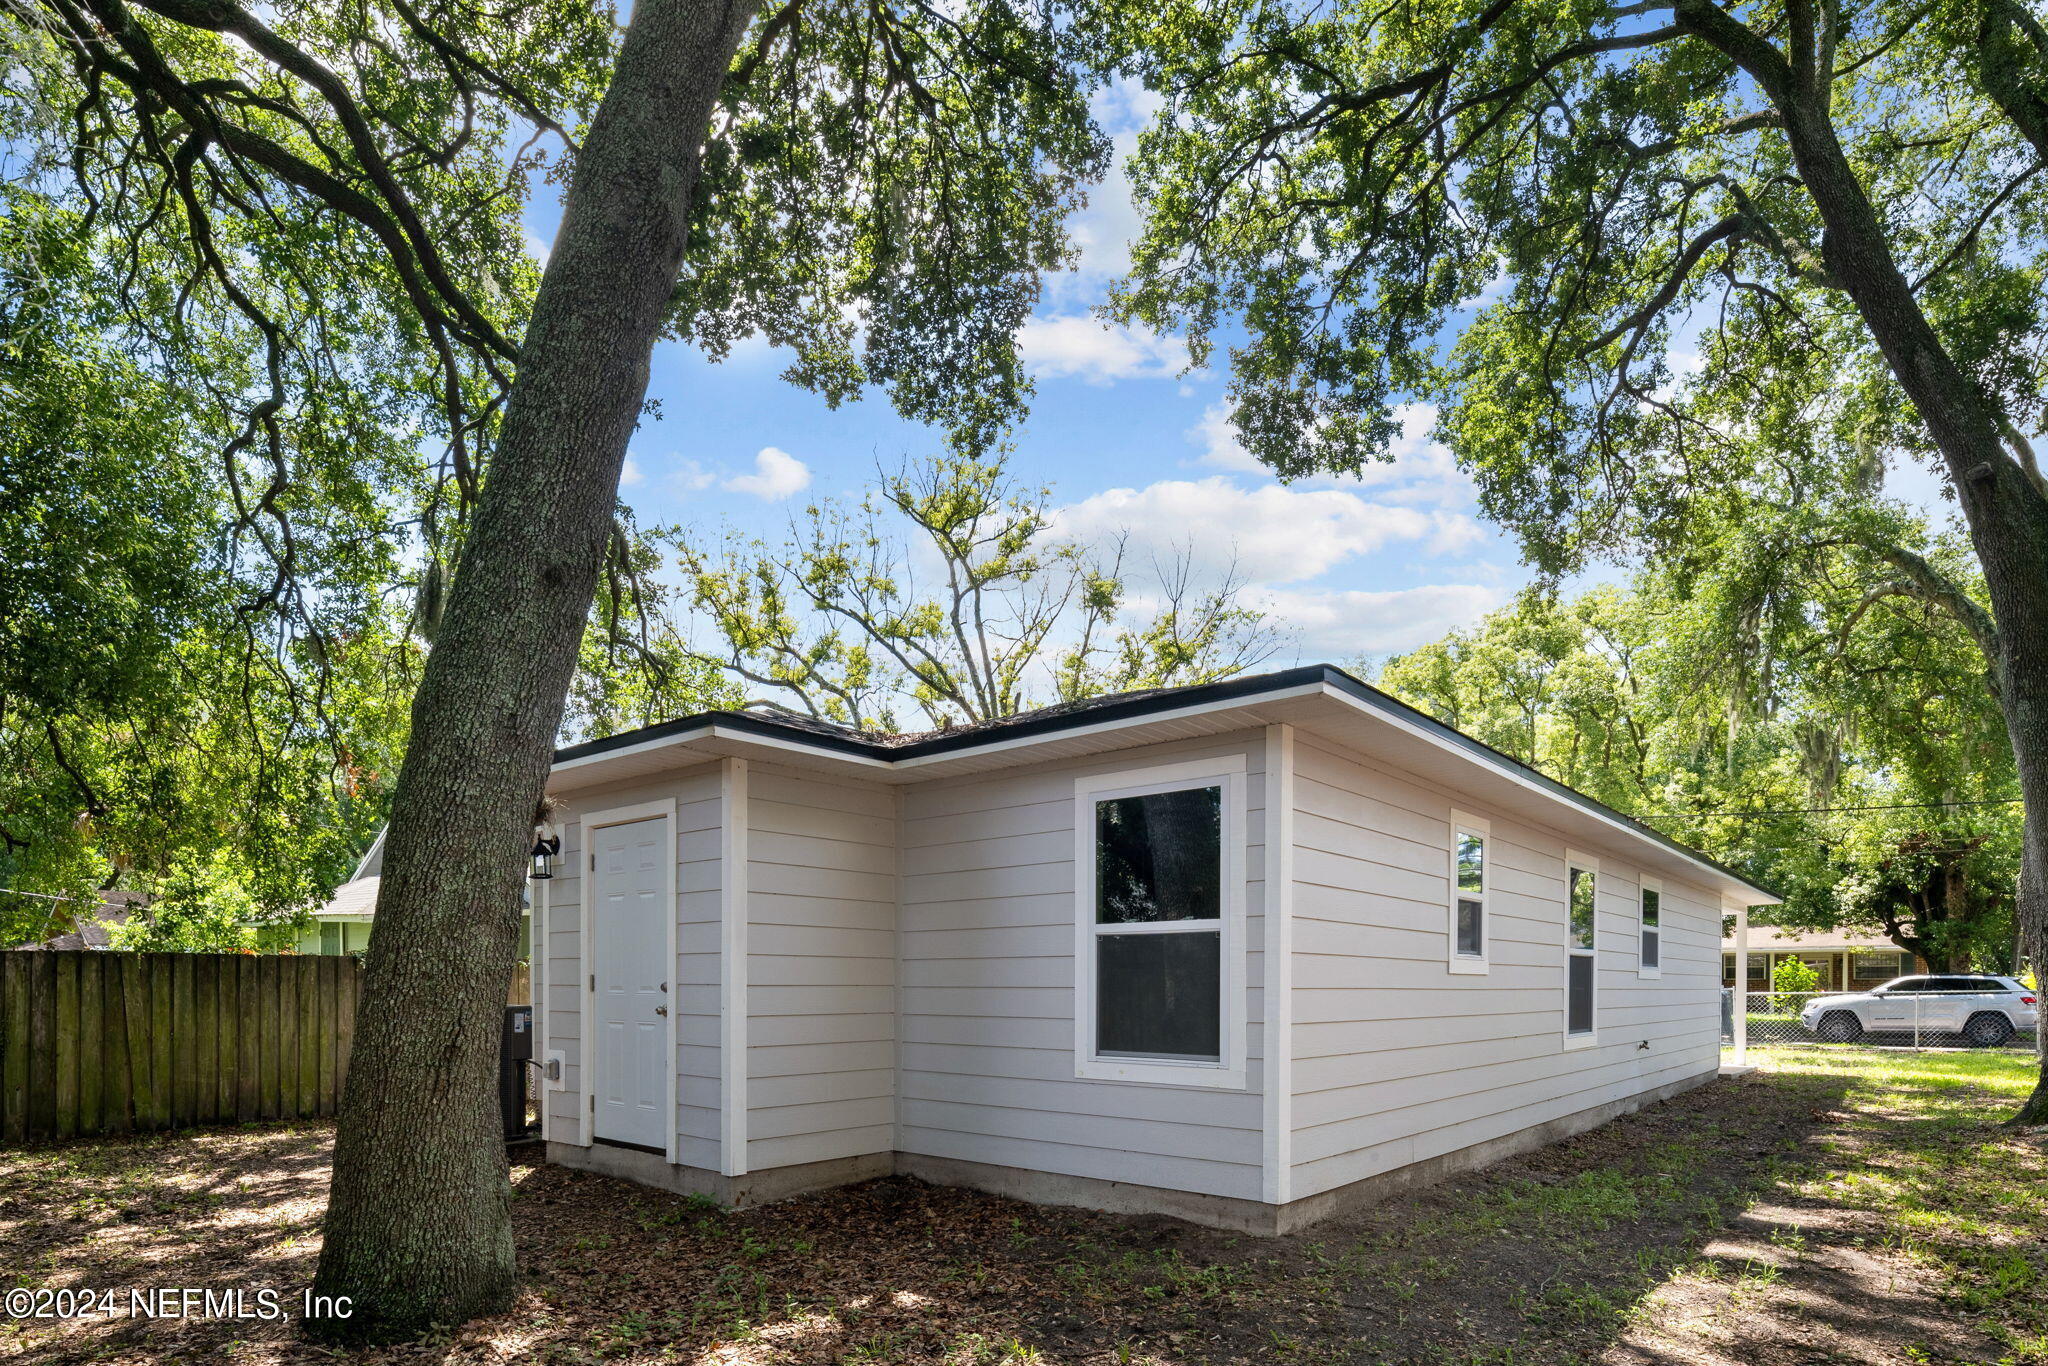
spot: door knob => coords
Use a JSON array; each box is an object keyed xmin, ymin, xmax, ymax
[{"xmin": 654, "ymin": 1005, "xmax": 668, "ymax": 1016}]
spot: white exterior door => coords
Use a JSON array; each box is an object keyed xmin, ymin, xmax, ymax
[{"xmin": 591, "ymin": 816, "xmax": 669, "ymax": 1151}]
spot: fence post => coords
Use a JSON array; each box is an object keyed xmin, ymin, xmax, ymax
[{"xmin": 1733, "ymin": 905, "xmax": 1750, "ymax": 1065}]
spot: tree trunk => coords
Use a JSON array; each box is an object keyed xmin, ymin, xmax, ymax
[
  {"xmin": 307, "ymin": 0, "xmax": 761, "ymax": 1340},
  {"xmin": 1678, "ymin": 6, "xmax": 2048, "ymax": 1121}
]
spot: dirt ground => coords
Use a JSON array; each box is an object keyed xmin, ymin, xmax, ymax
[{"xmin": 0, "ymin": 1050, "xmax": 2040, "ymax": 1365}]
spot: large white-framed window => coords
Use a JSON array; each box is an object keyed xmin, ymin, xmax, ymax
[
  {"xmin": 1563, "ymin": 850, "xmax": 1599, "ymax": 1048},
  {"xmin": 1073, "ymin": 755, "xmax": 1248, "ymax": 1089},
  {"xmin": 1447, "ymin": 810, "xmax": 1490, "ymax": 975},
  {"xmin": 1638, "ymin": 875, "xmax": 1663, "ymax": 979}
]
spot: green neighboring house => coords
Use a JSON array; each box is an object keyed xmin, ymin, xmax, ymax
[
  {"xmin": 296, "ymin": 830, "xmax": 531, "ymax": 1002},
  {"xmin": 293, "ymin": 832, "xmax": 382, "ymax": 957}
]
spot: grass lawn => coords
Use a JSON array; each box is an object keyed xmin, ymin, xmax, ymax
[{"xmin": 0, "ymin": 1049, "xmax": 2041, "ymax": 1365}]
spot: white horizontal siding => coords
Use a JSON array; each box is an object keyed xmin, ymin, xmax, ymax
[
  {"xmin": 540, "ymin": 715, "xmax": 1731, "ymax": 1213},
  {"xmin": 745, "ymin": 765, "xmax": 898, "ymax": 1172},
  {"xmin": 898, "ymin": 732, "xmax": 1269, "ymax": 1203},
  {"xmin": 540, "ymin": 763, "xmax": 722, "ymax": 1168},
  {"xmin": 1286, "ymin": 733, "xmax": 1722, "ymax": 1202}
]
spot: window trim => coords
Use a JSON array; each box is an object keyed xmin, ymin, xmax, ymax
[
  {"xmin": 1447, "ymin": 809, "xmax": 1490, "ymax": 975},
  {"xmin": 1637, "ymin": 875, "xmax": 1663, "ymax": 980},
  {"xmin": 1563, "ymin": 849, "xmax": 1600, "ymax": 1050},
  {"xmin": 1073, "ymin": 754, "xmax": 1248, "ymax": 1089}
]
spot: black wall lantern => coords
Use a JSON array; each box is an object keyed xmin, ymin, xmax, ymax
[{"xmin": 529, "ymin": 829, "xmax": 560, "ymax": 880}]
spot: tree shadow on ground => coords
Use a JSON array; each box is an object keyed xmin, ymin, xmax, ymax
[{"xmin": 0, "ymin": 1065, "xmax": 2023, "ymax": 1365}]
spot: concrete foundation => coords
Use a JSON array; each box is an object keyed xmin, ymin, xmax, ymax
[
  {"xmin": 546, "ymin": 1141, "xmax": 893, "ymax": 1207},
  {"xmin": 1266, "ymin": 1065, "xmax": 1720, "ymax": 1234},
  {"xmin": 545, "ymin": 1066, "xmax": 1723, "ymax": 1236},
  {"xmin": 894, "ymin": 1152, "xmax": 1286, "ymax": 1234}
]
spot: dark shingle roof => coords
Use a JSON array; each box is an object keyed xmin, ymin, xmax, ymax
[
  {"xmin": 12, "ymin": 890, "xmax": 143, "ymax": 951},
  {"xmin": 552, "ymin": 664, "xmax": 1780, "ymax": 900}
]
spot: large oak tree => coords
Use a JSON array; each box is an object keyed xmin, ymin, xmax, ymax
[
  {"xmin": 1106, "ymin": 0, "xmax": 2048, "ymax": 1121},
  {"xmin": 3, "ymin": 0, "xmax": 1106, "ymax": 1337}
]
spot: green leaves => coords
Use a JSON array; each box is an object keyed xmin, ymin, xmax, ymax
[
  {"xmin": 674, "ymin": 450, "xmax": 1279, "ymax": 730},
  {"xmin": 1373, "ymin": 544, "xmax": 2019, "ymax": 965},
  {"xmin": 675, "ymin": 0, "xmax": 1109, "ymax": 454},
  {"xmin": 0, "ymin": 0, "xmax": 1121, "ymax": 938},
  {"xmin": 1102, "ymin": 0, "xmax": 2048, "ymax": 566}
]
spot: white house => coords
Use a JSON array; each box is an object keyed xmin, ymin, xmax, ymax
[{"xmin": 533, "ymin": 665, "xmax": 1778, "ymax": 1234}]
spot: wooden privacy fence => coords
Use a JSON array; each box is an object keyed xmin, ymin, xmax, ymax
[{"xmin": 0, "ymin": 952, "xmax": 364, "ymax": 1143}]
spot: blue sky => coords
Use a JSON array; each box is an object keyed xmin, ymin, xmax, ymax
[{"xmin": 522, "ymin": 83, "xmax": 1537, "ymax": 669}]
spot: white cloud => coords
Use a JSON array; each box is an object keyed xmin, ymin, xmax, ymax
[
  {"xmin": 1255, "ymin": 583, "xmax": 1503, "ymax": 658},
  {"xmin": 722, "ymin": 447, "xmax": 812, "ymax": 500},
  {"xmin": 1462, "ymin": 267, "xmax": 1510, "ymax": 309},
  {"xmin": 524, "ymin": 231, "xmax": 551, "ymax": 266},
  {"xmin": 1064, "ymin": 133, "xmax": 1145, "ymax": 289},
  {"xmin": 1049, "ymin": 477, "xmax": 1477, "ymax": 585},
  {"xmin": 1043, "ymin": 79, "xmax": 1167, "ymax": 305},
  {"xmin": 1190, "ymin": 402, "xmax": 1259, "ymax": 472},
  {"xmin": 619, "ymin": 451, "xmax": 717, "ymax": 495},
  {"xmin": 1189, "ymin": 400, "xmax": 1474, "ymax": 509},
  {"xmin": 1019, "ymin": 315, "xmax": 1189, "ymax": 384}
]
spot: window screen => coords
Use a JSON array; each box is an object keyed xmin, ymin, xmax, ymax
[
  {"xmin": 1567, "ymin": 954, "xmax": 1595, "ymax": 1034},
  {"xmin": 1096, "ymin": 932, "xmax": 1222, "ymax": 1059},
  {"xmin": 1089, "ymin": 783, "xmax": 1224, "ymax": 1065}
]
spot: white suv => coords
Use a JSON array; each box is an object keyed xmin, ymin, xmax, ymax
[{"xmin": 1799, "ymin": 975, "xmax": 2038, "ymax": 1047}]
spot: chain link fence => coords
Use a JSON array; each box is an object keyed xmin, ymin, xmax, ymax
[{"xmin": 1721, "ymin": 988, "xmax": 2040, "ymax": 1052}]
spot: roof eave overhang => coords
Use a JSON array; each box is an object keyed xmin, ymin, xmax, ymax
[{"xmin": 546, "ymin": 667, "xmax": 1781, "ymax": 906}]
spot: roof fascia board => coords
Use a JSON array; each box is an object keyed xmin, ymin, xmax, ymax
[
  {"xmin": 545, "ymin": 664, "xmax": 1778, "ymax": 904},
  {"xmin": 882, "ymin": 681, "xmax": 1326, "ymax": 771},
  {"xmin": 1312, "ymin": 679, "xmax": 1778, "ymax": 904},
  {"xmin": 550, "ymin": 721, "xmax": 894, "ymax": 777}
]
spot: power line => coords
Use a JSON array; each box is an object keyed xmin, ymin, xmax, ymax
[{"xmin": 1648, "ymin": 796, "xmax": 2025, "ymax": 820}]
